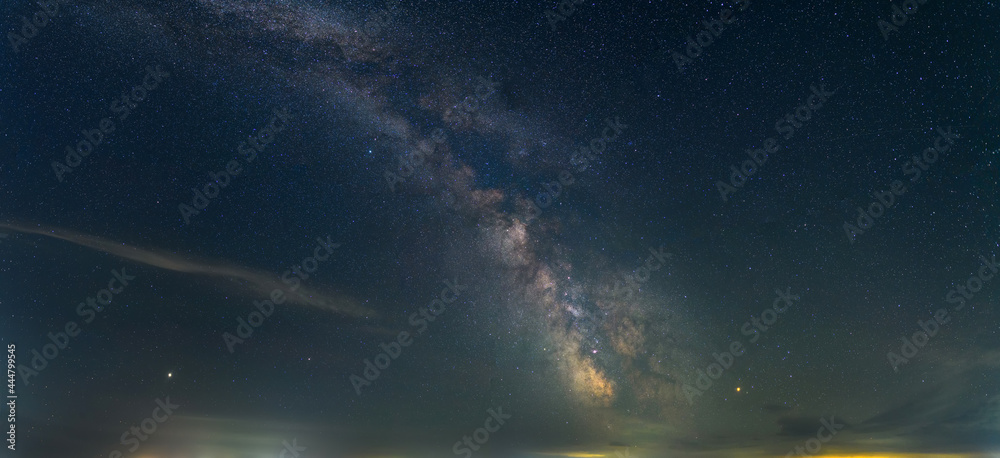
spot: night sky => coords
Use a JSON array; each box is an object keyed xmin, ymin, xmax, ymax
[{"xmin": 1, "ymin": 1, "xmax": 999, "ymax": 457}]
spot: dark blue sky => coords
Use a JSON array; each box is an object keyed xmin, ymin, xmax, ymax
[{"xmin": 1, "ymin": 1, "xmax": 999, "ymax": 457}]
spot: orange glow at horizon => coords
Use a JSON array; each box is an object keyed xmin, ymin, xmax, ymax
[{"xmin": 782, "ymin": 454, "xmax": 972, "ymax": 458}]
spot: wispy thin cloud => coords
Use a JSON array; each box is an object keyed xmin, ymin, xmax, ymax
[{"xmin": 0, "ymin": 221, "xmax": 376, "ymax": 318}]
